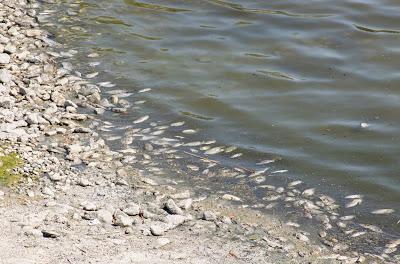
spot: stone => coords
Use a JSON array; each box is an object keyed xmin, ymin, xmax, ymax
[
  {"xmin": 42, "ymin": 187, "xmax": 54, "ymax": 197},
  {"xmin": 157, "ymin": 238, "xmax": 171, "ymax": 247},
  {"xmin": 4, "ymin": 44, "xmax": 16, "ymax": 54},
  {"xmin": 82, "ymin": 202, "xmax": 97, "ymax": 211},
  {"xmin": 0, "ymin": 69, "xmax": 12, "ymax": 84},
  {"xmin": 23, "ymin": 227, "xmax": 42, "ymax": 237},
  {"xmin": 150, "ymin": 224, "xmax": 165, "ymax": 236},
  {"xmin": 177, "ymin": 198, "xmax": 192, "ymax": 210},
  {"xmin": 165, "ymin": 215, "xmax": 186, "ymax": 228},
  {"xmin": 171, "ymin": 190, "xmax": 190, "ymax": 199},
  {"xmin": 0, "ymin": 53, "xmax": 10, "ymax": 64},
  {"xmin": 202, "ymin": 211, "xmax": 217, "ymax": 221},
  {"xmin": 77, "ymin": 178, "xmax": 91, "ymax": 187},
  {"xmin": 123, "ymin": 203, "xmax": 140, "ymax": 216},
  {"xmin": 97, "ymin": 209, "xmax": 113, "ymax": 224},
  {"xmin": 25, "ymin": 113, "xmax": 39, "ymax": 125},
  {"xmin": 114, "ymin": 211, "xmax": 132, "ymax": 227},
  {"xmin": 42, "ymin": 230, "xmax": 60, "ymax": 238},
  {"xmin": 164, "ymin": 199, "xmax": 183, "ymax": 215}
]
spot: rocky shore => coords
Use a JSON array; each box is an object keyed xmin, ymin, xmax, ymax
[{"xmin": 0, "ymin": 0, "xmax": 397, "ymax": 263}]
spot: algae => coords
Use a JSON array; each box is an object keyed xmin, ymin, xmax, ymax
[{"xmin": 0, "ymin": 152, "xmax": 23, "ymax": 186}]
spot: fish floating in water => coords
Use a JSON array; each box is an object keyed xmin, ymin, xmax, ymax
[
  {"xmin": 138, "ymin": 88, "xmax": 152, "ymax": 93},
  {"xmin": 133, "ymin": 115, "xmax": 149, "ymax": 124},
  {"xmin": 204, "ymin": 147, "xmax": 224, "ymax": 155},
  {"xmin": 182, "ymin": 129, "xmax": 197, "ymax": 134},
  {"xmin": 371, "ymin": 208, "xmax": 395, "ymax": 215},
  {"xmin": 271, "ymin": 170, "xmax": 288, "ymax": 174},
  {"xmin": 345, "ymin": 198, "xmax": 362, "ymax": 208},
  {"xmin": 288, "ymin": 180, "xmax": 302, "ymax": 187},
  {"xmin": 345, "ymin": 194, "xmax": 363, "ymax": 199},
  {"xmin": 256, "ymin": 159, "xmax": 276, "ymax": 165},
  {"xmin": 224, "ymin": 146, "xmax": 237, "ymax": 153},
  {"xmin": 302, "ymin": 188, "xmax": 315, "ymax": 196},
  {"xmin": 171, "ymin": 121, "xmax": 185, "ymax": 127},
  {"xmin": 230, "ymin": 153, "xmax": 242, "ymax": 159}
]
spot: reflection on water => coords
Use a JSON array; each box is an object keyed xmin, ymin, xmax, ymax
[{"xmin": 51, "ymin": 0, "xmax": 399, "ymax": 234}]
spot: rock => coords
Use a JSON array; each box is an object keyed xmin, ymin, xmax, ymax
[
  {"xmin": 295, "ymin": 233, "xmax": 309, "ymax": 242},
  {"xmin": 171, "ymin": 190, "xmax": 190, "ymax": 199},
  {"xmin": 82, "ymin": 202, "xmax": 97, "ymax": 211},
  {"xmin": 41, "ymin": 230, "xmax": 60, "ymax": 238},
  {"xmin": 67, "ymin": 144, "xmax": 82, "ymax": 154},
  {"xmin": 113, "ymin": 211, "xmax": 132, "ymax": 227},
  {"xmin": 48, "ymin": 173, "xmax": 63, "ymax": 182},
  {"xmin": 77, "ymin": 178, "xmax": 91, "ymax": 187},
  {"xmin": 26, "ymin": 29, "xmax": 42, "ymax": 37},
  {"xmin": 150, "ymin": 224, "xmax": 165, "ymax": 236},
  {"xmin": 202, "ymin": 211, "xmax": 217, "ymax": 221},
  {"xmin": 25, "ymin": 113, "xmax": 39, "ymax": 125},
  {"xmin": 165, "ymin": 215, "xmax": 186, "ymax": 228},
  {"xmin": 4, "ymin": 44, "xmax": 16, "ymax": 54},
  {"xmin": 123, "ymin": 203, "xmax": 140, "ymax": 216},
  {"xmin": 97, "ymin": 209, "xmax": 113, "ymax": 224},
  {"xmin": 156, "ymin": 238, "xmax": 171, "ymax": 247},
  {"xmin": 0, "ymin": 69, "xmax": 12, "ymax": 84},
  {"xmin": 177, "ymin": 198, "xmax": 192, "ymax": 210},
  {"xmin": 23, "ymin": 227, "xmax": 42, "ymax": 237},
  {"xmin": 42, "ymin": 187, "xmax": 54, "ymax": 197},
  {"xmin": 164, "ymin": 199, "xmax": 183, "ymax": 215},
  {"xmin": 0, "ymin": 53, "xmax": 10, "ymax": 64}
]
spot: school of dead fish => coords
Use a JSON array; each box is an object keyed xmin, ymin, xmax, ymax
[{"xmin": 87, "ymin": 60, "xmax": 399, "ymax": 258}]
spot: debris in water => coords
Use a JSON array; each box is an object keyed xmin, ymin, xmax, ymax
[{"xmin": 360, "ymin": 122, "xmax": 369, "ymax": 128}]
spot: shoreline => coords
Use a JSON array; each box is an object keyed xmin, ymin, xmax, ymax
[{"xmin": 0, "ymin": 0, "xmax": 397, "ymax": 263}]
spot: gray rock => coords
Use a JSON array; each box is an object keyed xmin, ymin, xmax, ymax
[
  {"xmin": 82, "ymin": 202, "xmax": 97, "ymax": 211},
  {"xmin": 171, "ymin": 190, "xmax": 190, "ymax": 199},
  {"xmin": 202, "ymin": 211, "xmax": 217, "ymax": 221},
  {"xmin": 41, "ymin": 230, "xmax": 60, "ymax": 238},
  {"xmin": 165, "ymin": 215, "xmax": 186, "ymax": 228},
  {"xmin": 123, "ymin": 203, "xmax": 140, "ymax": 216},
  {"xmin": 113, "ymin": 211, "xmax": 132, "ymax": 227},
  {"xmin": 0, "ymin": 69, "xmax": 12, "ymax": 84},
  {"xmin": 177, "ymin": 198, "xmax": 192, "ymax": 210},
  {"xmin": 4, "ymin": 44, "xmax": 16, "ymax": 54},
  {"xmin": 156, "ymin": 238, "xmax": 171, "ymax": 247},
  {"xmin": 164, "ymin": 199, "xmax": 183, "ymax": 215},
  {"xmin": 150, "ymin": 224, "xmax": 165, "ymax": 236},
  {"xmin": 0, "ymin": 53, "xmax": 10, "ymax": 64},
  {"xmin": 25, "ymin": 113, "xmax": 39, "ymax": 125},
  {"xmin": 42, "ymin": 187, "xmax": 55, "ymax": 197},
  {"xmin": 97, "ymin": 209, "xmax": 113, "ymax": 224}
]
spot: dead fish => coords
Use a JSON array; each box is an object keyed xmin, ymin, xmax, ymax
[
  {"xmin": 271, "ymin": 170, "xmax": 288, "ymax": 174},
  {"xmin": 288, "ymin": 180, "xmax": 302, "ymax": 187},
  {"xmin": 345, "ymin": 199, "xmax": 362, "ymax": 208},
  {"xmin": 138, "ymin": 88, "xmax": 152, "ymax": 93},
  {"xmin": 134, "ymin": 100, "xmax": 146, "ymax": 105},
  {"xmin": 259, "ymin": 185, "xmax": 276, "ymax": 190},
  {"xmin": 265, "ymin": 203, "xmax": 278, "ymax": 209},
  {"xmin": 189, "ymin": 148, "xmax": 198, "ymax": 153},
  {"xmin": 340, "ymin": 215, "xmax": 355, "ymax": 221},
  {"xmin": 86, "ymin": 72, "xmax": 99, "ymax": 78},
  {"xmin": 98, "ymin": 81, "xmax": 115, "ymax": 87},
  {"xmin": 253, "ymin": 176, "xmax": 266, "ymax": 184},
  {"xmin": 249, "ymin": 168, "xmax": 269, "ymax": 177},
  {"xmin": 171, "ymin": 121, "xmax": 185, "ymax": 127},
  {"xmin": 351, "ymin": 231, "xmax": 366, "ymax": 238},
  {"xmin": 286, "ymin": 222, "xmax": 300, "ymax": 228},
  {"xmin": 360, "ymin": 224, "xmax": 382, "ymax": 233},
  {"xmin": 224, "ymin": 146, "xmax": 237, "ymax": 153},
  {"xmin": 371, "ymin": 208, "xmax": 395, "ymax": 215},
  {"xmin": 187, "ymin": 165, "xmax": 199, "ymax": 171},
  {"xmin": 87, "ymin": 53, "xmax": 99, "ymax": 58},
  {"xmin": 119, "ymin": 148, "xmax": 137, "ymax": 154},
  {"xmin": 204, "ymin": 140, "xmax": 216, "ymax": 145},
  {"xmin": 151, "ymin": 130, "xmax": 164, "ymax": 136},
  {"xmin": 89, "ymin": 61, "xmax": 101, "ymax": 67},
  {"xmin": 200, "ymin": 146, "xmax": 211, "ymax": 151},
  {"xmin": 230, "ymin": 153, "xmax": 242, "ymax": 159},
  {"xmin": 221, "ymin": 194, "xmax": 241, "ymax": 201},
  {"xmin": 256, "ymin": 159, "xmax": 275, "ymax": 165},
  {"xmin": 302, "ymin": 188, "xmax": 315, "ymax": 197},
  {"xmin": 105, "ymin": 136, "xmax": 121, "ymax": 141},
  {"xmin": 182, "ymin": 129, "xmax": 197, "ymax": 134},
  {"xmin": 205, "ymin": 147, "xmax": 224, "ymax": 155},
  {"xmin": 133, "ymin": 115, "xmax": 149, "ymax": 124},
  {"xmin": 345, "ymin": 194, "xmax": 363, "ymax": 199},
  {"xmin": 184, "ymin": 141, "xmax": 202, "ymax": 147}
]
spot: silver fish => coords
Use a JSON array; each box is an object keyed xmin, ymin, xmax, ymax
[{"xmin": 133, "ymin": 115, "xmax": 149, "ymax": 124}]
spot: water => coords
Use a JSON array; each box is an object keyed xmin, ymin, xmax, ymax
[{"xmin": 42, "ymin": 0, "xmax": 400, "ymax": 244}]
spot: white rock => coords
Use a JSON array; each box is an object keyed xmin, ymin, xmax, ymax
[
  {"xmin": 0, "ymin": 53, "xmax": 10, "ymax": 64},
  {"xmin": 97, "ymin": 209, "xmax": 113, "ymax": 224}
]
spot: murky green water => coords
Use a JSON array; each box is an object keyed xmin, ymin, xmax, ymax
[{"xmin": 43, "ymin": 0, "xmax": 400, "ymax": 237}]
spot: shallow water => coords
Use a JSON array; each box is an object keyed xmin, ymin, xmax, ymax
[{"xmin": 43, "ymin": 0, "xmax": 399, "ymax": 238}]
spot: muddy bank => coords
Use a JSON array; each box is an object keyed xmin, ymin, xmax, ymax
[{"xmin": 0, "ymin": 0, "xmax": 397, "ymax": 263}]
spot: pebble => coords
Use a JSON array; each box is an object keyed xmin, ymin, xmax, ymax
[
  {"xmin": 156, "ymin": 238, "xmax": 171, "ymax": 247},
  {"xmin": 41, "ymin": 230, "xmax": 60, "ymax": 239},
  {"xmin": 82, "ymin": 202, "xmax": 97, "ymax": 211},
  {"xmin": 113, "ymin": 211, "xmax": 133, "ymax": 227},
  {"xmin": 97, "ymin": 209, "xmax": 113, "ymax": 224},
  {"xmin": 150, "ymin": 224, "xmax": 165, "ymax": 236},
  {"xmin": 0, "ymin": 53, "xmax": 10, "ymax": 64},
  {"xmin": 221, "ymin": 194, "xmax": 241, "ymax": 201}
]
